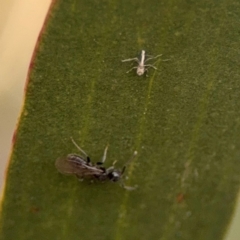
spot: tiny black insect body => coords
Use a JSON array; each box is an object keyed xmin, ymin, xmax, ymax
[{"xmin": 55, "ymin": 138, "xmax": 138, "ymax": 190}]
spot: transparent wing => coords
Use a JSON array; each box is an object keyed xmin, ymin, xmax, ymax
[{"xmin": 55, "ymin": 154, "xmax": 103, "ymax": 177}]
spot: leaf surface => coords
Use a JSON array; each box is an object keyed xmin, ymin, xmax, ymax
[{"xmin": 1, "ymin": 0, "xmax": 240, "ymax": 239}]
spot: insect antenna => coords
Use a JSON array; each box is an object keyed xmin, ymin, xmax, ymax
[
  {"xmin": 121, "ymin": 150, "xmax": 138, "ymax": 175},
  {"xmin": 101, "ymin": 144, "xmax": 109, "ymax": 163},
  {"xmin": 70, "ymin": 137, "xmax": 90, "ymax": 162}
]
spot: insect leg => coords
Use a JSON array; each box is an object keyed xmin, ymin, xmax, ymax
[
  {"xmin": 70, "ymin": 137, "xmax": 90, "ymax": 163},
  {"xmin": 126, "ymin": 66, "xmax": 138, "ymax": 73},
  {"xmin": 145, "ymin": 54, "xmax": 162, "ymax": 62},
  {"xmin": 118, "ymin": 151, "xmax": 138, "ymax": 190},
  {"xmin": 144, "ymin": 64, "xmax": 157, "ymax": 70},
  {"xmin": 161, "ymin": 58, "xmax": 171, "ymax": 62},
  {"xmin": 119, "ymin": 182, "xmax": 138, "ymax": 190},
  {"xmin": 121, "ymin": 151, "xmax": 138, "ymax": 175},
  {"xmin": 121, "ymin": 57, "xmax": 139, "ymax": 63},
  {"xmin": 144, "ymin": 56, "xmax": 170, "ymax": 72},
  {"xmin": 76, "ymin": 176, "xmax": 84, "ymax": 182},
  {"xmin": 145, "ymin": 68, "xmax": 149, "ymax": 77},
  {"xmin": 106, "ymin": 166, "xmax": 114, "ymax": 173}
]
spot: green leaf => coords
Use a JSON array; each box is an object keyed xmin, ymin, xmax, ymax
[{"xmin": 1, "ymin": 0, "xmax": 240, "ymax": 239}]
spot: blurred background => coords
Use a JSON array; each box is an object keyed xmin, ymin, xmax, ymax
[
  {"xmin": 0, "ymin": 0, "xmax": 51, "ymax": 192},
  {"xmin": 0, "ymin": 1, "xmax": 239, "ymax": 239}
]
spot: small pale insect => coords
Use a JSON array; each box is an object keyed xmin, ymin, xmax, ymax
[
  {"xmin": 55, "ymin": 138, "xmax": 138, "ymax": 190},
  {"xmin": 122, "ymin": 50, "xmax": 168, "ymax": 76}
]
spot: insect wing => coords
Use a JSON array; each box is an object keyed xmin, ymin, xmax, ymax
[
  {"xmin": 55, "ymin": 154, "xmax": 103, "ymax": 178},
  {"xmin": 55, "ymin": 155, "xmax": 84, "ymax": 175}
]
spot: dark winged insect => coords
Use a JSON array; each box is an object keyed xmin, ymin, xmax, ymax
[{"xmin": 55, "ymin": 138, "xmax": 138, "ymax": 190}]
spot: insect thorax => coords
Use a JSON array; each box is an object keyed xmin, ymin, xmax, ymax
[{"xmin": 107, "ymin": 170, "xmax": 121, "ymax": 182}]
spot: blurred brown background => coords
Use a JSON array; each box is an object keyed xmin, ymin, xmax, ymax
[{"xmin": 0, "ymin": 0, "xmax": 51, "ymax": 193}]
